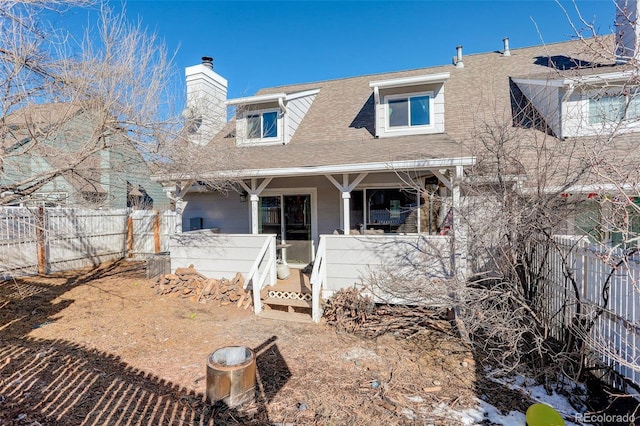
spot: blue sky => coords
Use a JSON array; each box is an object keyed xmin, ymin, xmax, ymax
[{"xmin": 67, "ymin": 1, "xmax": 618, "ymax": 100}]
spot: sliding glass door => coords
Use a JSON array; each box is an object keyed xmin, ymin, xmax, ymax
[{"xmin": 259, "ymin": 194, "xmax": 312, "ymax": 265}]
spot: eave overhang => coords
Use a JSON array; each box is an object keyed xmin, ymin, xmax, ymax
[
  {"xmin": 369, "ymin": 73, "xmax": 451, "ymax": 90},
  {"xmin": 152, "ymin": 156, "xmax": 476, "ymax": 183},
  {"xmin": 512, "ymin": 70, "xmax": 639, "ymax": 88},
  {"xmin": 226, "ymin": 89, "xmax": 321, "ymax": 107}
]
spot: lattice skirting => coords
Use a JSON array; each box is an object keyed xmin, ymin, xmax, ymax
[{"xmin": 268, "ymin": 290, "xmax": 312, "ymax": 301}]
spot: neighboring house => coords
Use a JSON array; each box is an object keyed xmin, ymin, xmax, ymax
[
  {"xmin": 1, "ymin": 102, "xmax": 169, "ymax": 210},
  {"xmin": 155, "ymin": 1, "xmax": 640, "ymax": 320}
]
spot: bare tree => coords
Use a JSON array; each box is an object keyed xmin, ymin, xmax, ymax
[
  {"xmin": 0, "ymin": 1, "xmax": 221, "ymax": 209},
  {"xmin": 353, "ymin": 6, "xmax": 640, "ymax": 416},
  {"xmin": 454, "ymin": 6, "xmax": 640, "ymax": 413}
]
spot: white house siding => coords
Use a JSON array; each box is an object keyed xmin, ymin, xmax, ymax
[
  {"xmin": 286, "ymin": 93, "xmax": 317, "ymax": 142},
  {"xmin": 169, "ymin": 231, "xmax": 274, "ymax": 280},
  {"xmin": 560, "ymin": 87, "xmax": 640, "ymax": 138},
  {"xmin": 181, "ymin": 171, "xmax": 430, "ymax": 242},
  {"xmin": 183, "ymin": 191, "xmax": 250, "ymax": 233},
  {"xmin": 321, "ymin": 234, "xmax": 452, "ymax": 300}
]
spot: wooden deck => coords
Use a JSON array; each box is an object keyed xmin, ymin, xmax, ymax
[
  {"xmin": 261, "ymin": 267, "xmax": 312, "ymax": 314},
  {"xmin": 269, "ymin": 267, "xmax": 311, "ymax": 294}
]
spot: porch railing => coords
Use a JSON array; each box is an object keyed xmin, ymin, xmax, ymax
[
  {"xmin": 310, "ymin": 236, "xmax": 327, "ymax": 323},
  {"xmin": 246, "ymin": 235, "xmax": 277, "ymax": 315}
]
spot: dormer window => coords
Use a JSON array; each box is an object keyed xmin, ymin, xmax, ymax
[
  {"xmin": 588, "ymin": 90, "xmax": 640, "ymax": 125},
  {"xmin": 369, "ymin": 73, "xmax": 448, "ymax": 138},
  {"xmin": 227, "ymin": 89, "xmax": 320, "ymax": 146},
  {"xmin": 387, "ymin": 93, "xmax": 432, "ymax": 128},
  {"xmin": 247, "ymin": 110, "xmax": 279, "ymax": 139},
  {"xmin": 513, "ymin": 71, "xmax": 640, "ymax": 138}
]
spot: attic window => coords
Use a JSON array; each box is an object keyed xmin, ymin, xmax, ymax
[
  {"xmin": 247, "ymin": 110, "xmax": 278, "ymax": 139},
  {"xmin": 369, "ymin": 73, "xmax": 448, "ymax": 138},
  {"xmin": 388, "ymin": 93, "xmax": 431, "ymax": 127}
]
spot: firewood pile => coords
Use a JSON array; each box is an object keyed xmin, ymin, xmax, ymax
[
  {"xmin": 151, "ymin": 264, "xmax": 253, "ymax": 309},
  {"xmin": 323, "ymin": 287, "xmax": 451, "ymax": 337}
]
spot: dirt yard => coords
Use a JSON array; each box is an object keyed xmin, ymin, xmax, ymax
[{"xmin": 0, "ymin": 260, "xmax": 531, "ymax": 425}]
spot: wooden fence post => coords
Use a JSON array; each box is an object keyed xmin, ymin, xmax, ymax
[
  {"xmin": 36, "ymin": 205, "xmax": 47, "ymax": 274},
  {"xmin": 153, "ymin": 210, "xmax": 161, "ymax": 253},
  {"xmin": 127, "ymin": 214, "xmax": 134, "ymax": 258}
]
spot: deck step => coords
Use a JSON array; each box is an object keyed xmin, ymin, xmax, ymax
[
  {"xmin": 262, "ymin": 296, "xmax": 312, "ymax": 309},
  {"xmin": 258, "ymin": 309, "xmax": 313, "ymax": 323}
]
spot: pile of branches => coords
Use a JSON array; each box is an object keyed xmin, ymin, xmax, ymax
[{"xmin": 323, "ymin": 287, "xmax": 450, "ymax": 338}]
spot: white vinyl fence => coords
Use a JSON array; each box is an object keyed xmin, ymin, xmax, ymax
[
  {"xmin": 537, "ymin": 235, "xmax": 640, "ymax": 391},
  {"xmin": 0, "ymin": 207, "xmax": 175, "ymax": 278}
]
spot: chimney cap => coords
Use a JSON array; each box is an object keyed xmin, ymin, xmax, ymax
[{"xmin": 201, "ymin": 56, "xmax": 213, "ymax": 69}]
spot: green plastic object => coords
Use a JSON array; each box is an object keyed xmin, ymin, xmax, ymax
[{"xmin": 526, "ymin": 403, "xmax": 565, "ymax": 426}]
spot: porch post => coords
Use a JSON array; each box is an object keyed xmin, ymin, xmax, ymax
[
  {"xmin": 342, "ymin": 191, "xmax": 351, "ymax": 235},
  {"xmin": 250, "ymin": 194, "xmax": 259, "ymax": 234},
  {"xmin": 171, "ymin": 180, "xmax": 193, "ymax": 234},
  {"xmin": 452, "ymin": 165, "xmax": 467, "ymax": 281},
  {"xmin": 239, "ymin": 178, "xmax": 272, "ymax": 235},
  {"xmin": 175, "ymin": 198, "xmax": 187, "ymax": 233},
  {"xmin": 324, "ymin": 173, "xmax": 367, "ymax": 235}
]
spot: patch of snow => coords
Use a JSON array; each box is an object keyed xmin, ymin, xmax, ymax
[{"xmin": 434, "ymin": 373, "xmax": 584, "ymax": 425}]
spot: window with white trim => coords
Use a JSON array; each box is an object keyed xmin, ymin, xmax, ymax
[
  {"xmin": 350, "ymin": 188, "xmax": 431, "ymax": 234},
  {"xmin": 247, "ymin": 110, "xmax": 279, "ymax": 139},
  {"xmin": 588, "ymin": 89, "xmax": 640, "ymax": 125},
  {"xmin": 385, "ymin": 92, "xmax": 432, "ymax": 130}
]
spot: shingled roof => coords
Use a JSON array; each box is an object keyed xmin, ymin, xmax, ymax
[{"xmin": 188, "ymin": 35, "xmax": 639, "ymax": 187}]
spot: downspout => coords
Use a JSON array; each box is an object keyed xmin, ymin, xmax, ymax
[
  {"xmin": 372, "ymin": 86, "xmax": 380, "ymax": 137},
  {"xmin": 278, "ymin": 96, "xmax": 288, "ymax": 144},
  {"xmin": 560, "ymin": 82, "xmax": 575, "ymax": 139},
  {"xmin": 278, "ymin": 96, "xmax": 286, "ymax": 113}
]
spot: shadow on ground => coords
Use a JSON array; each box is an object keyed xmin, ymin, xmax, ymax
[{"xmin": 0, "ymin": 261, "xmax": 289, "ymax": 425}]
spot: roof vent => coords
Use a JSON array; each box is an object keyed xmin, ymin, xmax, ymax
[
  {"xmin": 453, "ymin": 45, "xmax": 464, "ymax": 68},
  {"xmin": 201, "ymin": 56, "xmax": 214, "ymax": 69},
  {"xmin": 502, "ymin": 37, "xmax": 511, "ymax": 56}
]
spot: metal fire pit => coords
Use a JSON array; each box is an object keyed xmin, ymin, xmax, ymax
[{"xmin": 206, "ymin": 346, "xmax": 256, "ymax": 408}]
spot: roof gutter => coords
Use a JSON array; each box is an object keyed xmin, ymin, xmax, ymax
[
  {"xmin": 152, "ymin": 156, "xmax": 476, "ymax": 183},
  {"xmin": 226, "ymin": 92, "xmax": 287, "ymax": 106},
  {"xmin": 520, "ymin": 182, "xmax": 640, "ymax": 195}
]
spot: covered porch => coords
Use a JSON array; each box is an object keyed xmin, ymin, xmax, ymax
[{"xmin": 160, "ymin": 157, "xmax": 474, "ymax": 322}]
